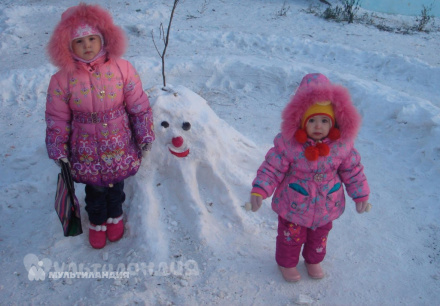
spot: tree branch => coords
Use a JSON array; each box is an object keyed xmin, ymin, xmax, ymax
[{"xmin": 151, "ymin": 0, "xmax": 180, "ymax": 88}]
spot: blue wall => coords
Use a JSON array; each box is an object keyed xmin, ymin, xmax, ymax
[{"xmin": 360, "ymin": 0, "xmax": 440, "ymax": 17}]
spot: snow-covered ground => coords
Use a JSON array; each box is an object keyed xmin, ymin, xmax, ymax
[{"xmin": 1, "ymin": 0, "xmax": 439, "ymax": 304}]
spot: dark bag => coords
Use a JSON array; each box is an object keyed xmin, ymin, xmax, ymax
[{"xmin": 54, "ymin": 160, "xmax": 83, "ymax": 236}]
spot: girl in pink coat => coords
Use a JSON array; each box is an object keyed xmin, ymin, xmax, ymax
[
  {"xmin": 250, "ymin": 73, "xmax": 371, "ymax": 282},
  {"xmin": 45, "ymin": 3, "xmax": 155, "ymax": 249}
]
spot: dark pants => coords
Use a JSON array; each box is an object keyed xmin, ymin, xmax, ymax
[
  {"xmin": 276, "ymin": 216, "xmax": 333, "ymax": 268},
  {"xmin": 84, "ymin": 181, "xmax": 125, "ymax": 225}
]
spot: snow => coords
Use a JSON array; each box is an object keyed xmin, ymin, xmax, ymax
[{"xmin": 1, "ymin": 0, "xmax": 439, "ymax": 304}]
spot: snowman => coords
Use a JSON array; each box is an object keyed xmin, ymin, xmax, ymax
[{"xmin": 129, "ymin": 85, "xmax": 263, "ymax": 257}]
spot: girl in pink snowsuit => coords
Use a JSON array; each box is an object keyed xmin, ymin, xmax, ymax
[
  {"xmin": 250, "ymin": 73, "xmax": 371, "ymax": 282},
  {"xmin": 45, "ymin": 3, "xmax": 155, "ymax": 249}
]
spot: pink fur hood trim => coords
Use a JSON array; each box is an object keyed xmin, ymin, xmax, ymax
[
  {"xmin": 47, "ymin": 2, "xmax": 127, "ymax": 73},
  {"xmin": 281, "ymin": 73, "xmax": 361, "ymax": 142}
]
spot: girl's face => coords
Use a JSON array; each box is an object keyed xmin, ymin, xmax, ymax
[
  {"xmin": 306, "ymin": 115, "xmax": 332, "ymax": 141},
  {"xmin": 71, "ymin": 35, "xmax": 102, "ymax": 61}
]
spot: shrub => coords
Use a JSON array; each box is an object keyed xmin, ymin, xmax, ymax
[{"xmin": 415, "ymin": 3, "xmax": 435, "ymax": 32}]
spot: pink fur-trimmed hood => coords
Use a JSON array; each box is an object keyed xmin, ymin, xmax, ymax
[
  {"xmin": 47, "ymin": 3, "xmax": 127, "ymax": 73},
  {"xmin": 281, "ymin": 73, "xmax": 361, "ymax": 142}
]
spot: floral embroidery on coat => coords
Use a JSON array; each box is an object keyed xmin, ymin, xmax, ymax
[{"xmin": 45, "ymin": 58, "xmax": 155, "ymax": 186}]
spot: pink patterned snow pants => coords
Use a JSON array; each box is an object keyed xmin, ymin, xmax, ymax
[{"xmin": 276, "ymin": 216, "xmax": 333, "ymax": 268}]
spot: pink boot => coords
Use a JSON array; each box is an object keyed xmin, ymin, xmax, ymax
[
  {"xmin": 305, "ymin": 262, "xmax": 325, "ymax": 279},
  {"xmin": 278, "ymin": 265, "xmax": 301, "ymax": 282},
  {"xmin": 106, "ymin": 215, "xmax": 124, "ymax": 242},
  {"xmin": 89, "ymin": 224, "xmax": 107, "ymax": 249}
]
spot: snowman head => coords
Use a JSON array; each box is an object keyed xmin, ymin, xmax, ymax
[
  {"xmin": 148, "ymin": 86, "xmax": 212, "ymax": 161},
  {"xmin": 147, "ymin": 85, "xmax": 258, "ymax": 169}
]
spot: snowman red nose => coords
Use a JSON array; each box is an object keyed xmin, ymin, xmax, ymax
[{"xmin": 172, "ymin": 136, "xmax": 184, "ymax": 148}]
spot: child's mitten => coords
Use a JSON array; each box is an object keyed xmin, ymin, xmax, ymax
[
  {"xmin": 142, "ymin": 143, "xmax": 152, "ymax": 151},
  {"xmin": 142, "ymin": 143, "xmax": 152, "ymax": 158},
  {"xmin": 356, "ymin": 201, "xmax": 372, "ymax": 213},
  {"xmin": 247, "ymin": 193, "xmax": 262, "ymax": 212}
]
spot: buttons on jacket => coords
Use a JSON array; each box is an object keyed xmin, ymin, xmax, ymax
[{"xmin": 314, "ymin": 173, "xmax": 324, "ymax": 183}]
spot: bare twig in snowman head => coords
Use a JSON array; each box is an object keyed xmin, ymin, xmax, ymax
[{"xmin": 151, "ymin": 0, "xmax": 181, "ymax": 89}]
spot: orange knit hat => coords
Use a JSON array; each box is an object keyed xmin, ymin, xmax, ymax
[{"xmin": 301, "ymin": 101, "xmax": 335, "ymax": 129}]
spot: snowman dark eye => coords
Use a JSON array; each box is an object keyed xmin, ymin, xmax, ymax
[
  {"xmin": 182, "ymin": 122, "xmax": 191, "ymax": 131},
  {"xmin": 161, "ymin": 121, "xmax": 169, "ymax": 128}
]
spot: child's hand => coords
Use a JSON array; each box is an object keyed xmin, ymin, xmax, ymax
[
  {"xmin": 142, "ymin": 143, "xmax": 152, "ymax": 151},
  {"xmin": 356, "ymin": 201, "xmax": 372, "ymax": 213},
  {"xmin": 250, "ymin": 194, "xmax": 262, "ymax": 212},
  {"xmin": 54, "ymin": 157, "xmax": 70, "ymax": 168},
  {"xmin": 141, "ymin": 143, "xmax": 152, "ymax": 158}
]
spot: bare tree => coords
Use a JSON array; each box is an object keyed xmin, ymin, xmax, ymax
[{"xmin": 151, "ymin": 0, "xmax": 180, "ymax": 89}]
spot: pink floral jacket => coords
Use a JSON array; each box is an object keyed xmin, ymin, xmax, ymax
[
  {"xmin": 45, "ymin": 57, "xmax": 154, "ymax": 186},
  {"xmin": 252, "ymin": 133, "xmax": 369, "ymax": 229}
]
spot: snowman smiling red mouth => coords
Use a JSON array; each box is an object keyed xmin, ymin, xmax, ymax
[{"xmin": 169, "ymin": 136, "xmax": 190, "ymax": 158}]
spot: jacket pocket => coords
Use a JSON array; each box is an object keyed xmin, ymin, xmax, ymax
[
  {"xmin": 326, "ymin": 181, "xmax": 344, "ymax": 212},
  {"xmin": 328, "ymin": 182, "xmax": 341, "ymax": 195},
  {"xmin": 288, "ymin": 183, "xmax": 310, "ymax": 215},
  {"xmin": 288, "ymin": 183, "xmax": 309, "ymax": 196}
]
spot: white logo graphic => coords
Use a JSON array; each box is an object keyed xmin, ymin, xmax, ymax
[
  {"xmin": 23, "ymin": 252, "xmax": 199, "ymax": 281},
  {"xmin": 23, "ymin": 254, "xmax": 52, "ymax": 281}
]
